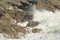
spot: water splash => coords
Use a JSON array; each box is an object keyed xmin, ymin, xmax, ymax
[
  {"xmin": 18, "ymin": 6, "xmax": 60, "ymax": 40},
  {"xmin": 32, "ymin": 6, "xmax": 60, "ymax": 32}
]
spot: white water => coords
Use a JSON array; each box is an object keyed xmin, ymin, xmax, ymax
[
  {"xmin": 33, "ymin": 7, "xmax": 60, "ymax": 32},
  {"xmin": 0, "ymin": 6, "xmax": 60, "ymax": 40},
  {"xmin": 18, "ymin": 6, "xmax": 60, "ymax": 40},
  {"xmin": 17, "ymin": 22, "xmax": 29, "ymax": 27}
]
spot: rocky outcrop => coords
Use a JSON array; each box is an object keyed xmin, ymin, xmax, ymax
[{"xmin": 36, "ymin": 0, "xmax": 60, "ymax": 11}]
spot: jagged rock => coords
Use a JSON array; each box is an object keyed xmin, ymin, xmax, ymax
[
  {"xmin": 0, "ymin": 21, "xmax": 26, "ymax": 38},
  {"xmin": 1, "ymin": 0, "xmax": 60, "ymax": 11},
  {"xmin": 36, "ymin": 0, "xmax": 60, "ymax": 11},
  {"xmin": 0, "ymin": 8, "xmax": 33, "ymax": 23},
  {"xmin": 27, "ymin": 21, "xmax": 39, "ymax": 27},
  {"xmin": 32, "ymin": 28, "xmax": 42, "ymax": 33},
  {"xmin": 0, "ymin": 9, "xmax": 27, "ymax": 38},
  {"xmin": 7, "ymin": 10, "xmax": 33, "ymax": 22}
]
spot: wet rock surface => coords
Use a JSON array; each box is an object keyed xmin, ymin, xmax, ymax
[
  {"xmin": 27, "ymin": 21, "xmax": 39, "ymax": 27},
  {"xmin": 32, "ymin": 28, "xmax": 42, "ymax": 33}
]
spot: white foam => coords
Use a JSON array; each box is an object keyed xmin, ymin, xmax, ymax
[
  {"xmin": 17, "ymin": 21, "xmax": 29, "ymax": 27},
  {"xmin": 32, "ymin": 6, "xmax": 60, "ymax": 32}
]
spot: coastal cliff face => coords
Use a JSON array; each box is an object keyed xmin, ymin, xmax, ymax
[{"xmin": 0, "ymin": 0, "xmax": 60, "ymax": 39}]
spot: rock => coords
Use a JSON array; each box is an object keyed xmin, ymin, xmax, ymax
[
  {"xmin": 0, "ymin": 9, "xmax": 27, "ymax": 38},
  {"xmin": 27, "ymin": 0, "xmax": 37, "ymax": 5},
  {"xmin": 9, "ymin": 10, "xmax": 33, "ymax": 22},
  {"xmin": 36, "ymin": 0, "xmax": 60, "ymax": 11},
  {"xmin": 0, "ymin": 22, "xmax": 26, "ymax": 38},
  {"xmin": 1, "ymin": 0, "xmax": 60, "ymax": 12},
  {"xmin": 27, "ymin": 21, "xmax": 39, "ymax": 27},
  {"xmin": 32, "ymin": 28, "xmax": 42, "ymax": 33},
  {"xmin": 0, "ymin": 9, "xmax": 5, "ymax": 18}
]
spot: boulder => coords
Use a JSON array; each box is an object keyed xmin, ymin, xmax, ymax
[
  {"xmin": 27, "ymin": 21, "xmax": 39, "ymax": 27},
  {"xmin": 32, "ymin": 28, "xmax": 42, "ymax": 33}
]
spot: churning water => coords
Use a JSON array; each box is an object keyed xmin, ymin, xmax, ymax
[{"xmin": 18, "ymin": 5, "xmax": 60, "ymax": 40}]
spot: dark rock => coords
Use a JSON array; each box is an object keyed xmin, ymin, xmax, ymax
[
  {"xmin": 0, "ymin": 13, "xmax": 4, "ymax": 17},
  {"xmin": 0, "ymin": 9, "xmax": 5, "ymax": 18},
  {"xmin": 27, "ymin": 0, "xmax": 37, "ymax": 5},
  {"xmin": 0, "ymin": 12, "xmax": 4, "ymax": 18}
]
